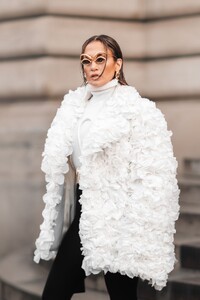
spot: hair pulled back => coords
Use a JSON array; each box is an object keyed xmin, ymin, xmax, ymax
[{"xmin": 81, "ymin": 34, "xmax": 128, "ymax": 86}]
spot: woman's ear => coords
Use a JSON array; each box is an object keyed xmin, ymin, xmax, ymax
[{"xmin": 116, "ymin": 58, "xmax": 123, "ymax": 73}]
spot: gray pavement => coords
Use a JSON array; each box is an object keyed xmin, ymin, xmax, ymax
[{"xmin": 72, "ymin": 290, "xmax": 109, "ymax": 300}]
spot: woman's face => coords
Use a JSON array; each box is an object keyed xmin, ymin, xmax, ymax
[{"xmin": 81, "ymin": 41, "xmax": 122, "ymax": 87}]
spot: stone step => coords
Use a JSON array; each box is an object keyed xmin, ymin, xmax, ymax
[
  {"xmin": 181, "ymin": 241, "xmax": 200, "ymax": 270},
  {"xmin": 176, "ymin": 206, "xmax": 200, "ymax": 238},
  {"xmin": 179, "ymin": 177, "xmax": 200, "ymax": 206},
  {"xmin": 174, "ymin": 234, "xmax": 200, "ymax": 270},
  {"xmin": 87, "ymin": 269, "xmax": 200, "ymax": 300},
  {"xmin": 124, "ymin": 235, "xmax": 200, "ymax": 299},
  {"xmin": 0, "ymin": 249, "xmax": 47, "ymax": 300},
  {"xmin": 2, "ymin": 246, "xmax": 200, "ymax": 300},
  {"xmin": 176, "ymin": 177, "xmax": 200, "ymax": 239},
  {"xmin": 0, "ymin": 248, "xmax": 109, "ymax": 300},
  {"xmin": 139, "ymin": 269, "xmax": 200, "ymax": 300},
  {"xmin": 168, "ymin": 269, "xmax": 200, "ymax": 300},
  {"xmin": 0, "ymin": 277, "xmax": 109, "ymax": 300},
  {"xmin": 183, "ymin": 158, "xmax": 200, "ymax": 177}
]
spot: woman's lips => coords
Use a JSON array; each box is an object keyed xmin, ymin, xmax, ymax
[{"xmin": 90, "ymin": 74, "xmax": 100, "ymax": 80}]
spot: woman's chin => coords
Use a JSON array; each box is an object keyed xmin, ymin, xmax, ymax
[
  {"xmin": 87, "ymin": 78, "xmax": 109, "ymax": 87},
  {"xmin": 88, "ymin": 79, "xmax": 102, "ymax": 87}
]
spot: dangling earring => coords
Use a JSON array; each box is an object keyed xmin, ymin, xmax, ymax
[
  {"xmin": 84, "ymin": 73, "xmax": 88, "ymax": 84},
  {"xmin": 115, "ymin": 71, "xmax": 120, "ymax": 81}
]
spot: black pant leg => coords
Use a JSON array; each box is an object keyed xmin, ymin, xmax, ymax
[
  {"xmin": 104, "ymin": 272, "xmax": 138, "ymax": 300},
  {"xmin": 42, "ymin": 187, "xmax": 86, "ymax": 300}
]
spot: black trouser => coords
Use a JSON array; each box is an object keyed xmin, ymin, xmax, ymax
[{"xmin": 42, "ymin": 186, "xmax": 138, "ymax": 300}]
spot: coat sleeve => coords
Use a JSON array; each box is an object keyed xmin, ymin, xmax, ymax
[
  {"xmin": 128, "ymin": 97, "xmax": 180, "ymax": 290},
  {"xmin": 47, "ymin": 163, "xmax": 77, "ymax": 251},
  {"xmin": 33, "ymin": 86, "xmax": 85, "ymax": 263},
  {"xmin": 33, "ymin": 99, "xmax": 71, "ymax": 263},
  {"xmin": 33, "ymin": 183, "xmax": 65, "ymax": 263}
]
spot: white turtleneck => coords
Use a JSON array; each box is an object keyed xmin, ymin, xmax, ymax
[{"xmin": 71, "ymin": 79, "xmax": 118, "ymax": 171}]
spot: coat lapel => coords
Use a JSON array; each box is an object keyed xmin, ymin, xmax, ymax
[{"xmin": 81, "ymin": 85, "xmax": 139, "ymax": 156}]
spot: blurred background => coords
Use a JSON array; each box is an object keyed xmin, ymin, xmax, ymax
[{"xmin": 0, "ymin": 0, "xmax": 200, "ymax": 299}]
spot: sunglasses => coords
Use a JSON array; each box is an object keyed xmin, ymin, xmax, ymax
[{"xmin": 80, "ymin": 53, "xmax": 115, "ymax": 66}]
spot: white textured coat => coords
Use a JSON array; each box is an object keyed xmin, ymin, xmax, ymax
[{"xmin": 34, "ymin": 84, "xmax": 180, "ymax": 291}]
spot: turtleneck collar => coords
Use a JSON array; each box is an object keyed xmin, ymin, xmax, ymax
[{"xmin": 86, "ymin": 79, "xmax": 118, "ymax": 94}]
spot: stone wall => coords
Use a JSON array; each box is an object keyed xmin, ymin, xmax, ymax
[{"xmin": 0, "ymin": 0, "xmax": 200, "ymax": 257}]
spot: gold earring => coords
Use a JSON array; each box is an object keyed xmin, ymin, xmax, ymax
[
  {"xmin": 115, "ymin": 71, "xmax": 120, "ymax": 80},
  {"xmin": 84, "ymin": 73, "xmax": 88, "ymax": 84}
]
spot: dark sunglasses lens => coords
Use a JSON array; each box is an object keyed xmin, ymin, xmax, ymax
[
  {"xmin": 96, "ymin": 57, "xmax": 106, "ymax": 64},
  {"xmin": 81, "ymin": 59, "xmax": 91, "ymax": 65}
]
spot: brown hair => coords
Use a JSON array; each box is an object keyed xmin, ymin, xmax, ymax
[{"xmin": 81, "ymin": 35, "xmax": 128, "ymax": 86}]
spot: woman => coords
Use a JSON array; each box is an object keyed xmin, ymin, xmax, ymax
[{"xmin": 34, "ymin": 35, "xmax": 180, "ymax": 300}]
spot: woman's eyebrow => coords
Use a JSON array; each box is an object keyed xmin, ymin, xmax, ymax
[
  {"xmin": 81, "ymin": 52, "xmax": 107, "ymax": 58},
  {"xmin": 95, "ymin": 52, "xmax": 107, "ymax": 57}
]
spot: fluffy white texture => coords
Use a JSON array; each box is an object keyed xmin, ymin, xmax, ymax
[
  {"xmin": 34, "ymin": 87, "xmax": 86, "ymax": 263},
  {"xmin": 34, "ymin": 84, "xmax": 179, "ymax": 291}
]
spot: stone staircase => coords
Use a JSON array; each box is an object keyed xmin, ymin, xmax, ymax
[
  {"xmin": 0, "ymin": 248, "xmax": 109, "ymax": 300},
  {"xmin": 1, "ymin": 158, "xmax": 200, "ymax": 300},
  {"xmin": 139, "ymin": 158, "xmax": 200, "ymax": 300}
]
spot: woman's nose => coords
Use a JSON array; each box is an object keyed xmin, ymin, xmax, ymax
[{"xmin": 90, "ymin": 61, "xmax": 98, "ymax": 70}]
